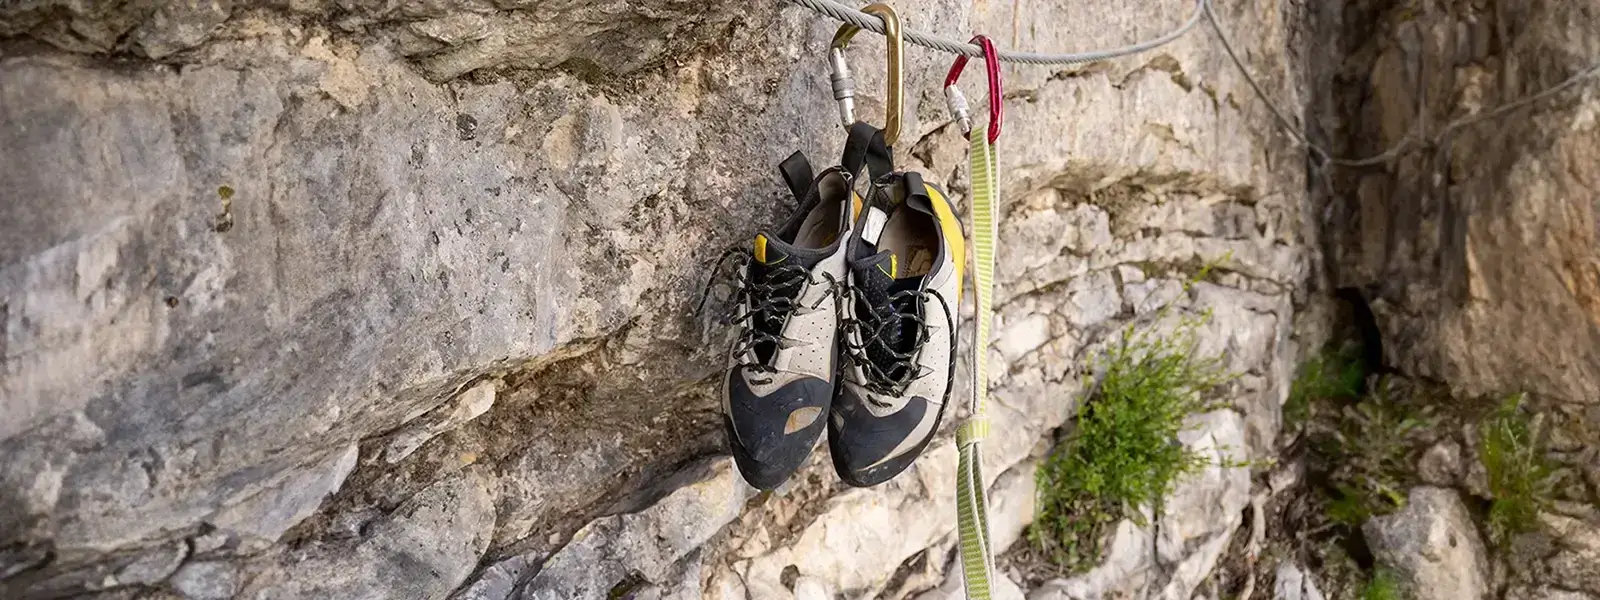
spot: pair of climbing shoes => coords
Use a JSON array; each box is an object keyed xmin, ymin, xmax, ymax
[
  {"xmin": 716, "ymin": 4, "xmax": 962, "ymax": 491},
  {"xmin": 714, "ymin": 6, "xmax": 1004, "ymax": 599},
  {"xmin": 717, "ymin": 120, "xmax": 962, "ymax": 491}
]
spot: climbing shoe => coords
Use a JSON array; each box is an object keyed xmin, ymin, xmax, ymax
[
  {"xmin": 718, "ymin": 155, "xmax": 856, "ymax": 490},
  {"xmin": 832, "ymin": 172, "xmax": 963, "ymax": 488}
]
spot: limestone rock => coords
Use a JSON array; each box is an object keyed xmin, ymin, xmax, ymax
[
  {"xmin": 793, "ymin": 575, "xmax": 837, "ymax": 600},
  {"xmin": 733, "ymin": 443, "xmax": 967, "ymax": 599},
  {"xmin": 450, "ymin": 555, "xmax": 532, "ymax": 600},
  {"xmin": 1363, "ymin": 487, "xmax": 1490, "ymax": 600},
  {"xmin": 1506, "ymin": 588, "xmax": 1599, "ymax": 600},
  {"xmin": 7, "ymin": 540, "xmax": 187, "ymax": 597},
  {"xmin": 1028, "ymin": 520, "xmax": 1154, "ymax": 600},
  {"xmin": 1417, "ymin": 440, "xmax": 1463, "ymax": 487},
  {"xmin": 1543, "ymin": 513, "xmax": 1600, "ymax": 597},
  {"xmin": 112, "ymin": 540, "xmax": 188, "ymax": 587},
  {"xmin": 1156, "ymin": 411, "xmax": 1251, "ymax": 600},
  {"xmin": 208, "ymin": 443, "xmax": 360, "ymax": 551},
  {"xmin": 169, "ymin": 561, "xmax": 239, "ymax": 600},
  {"xmin": 1325, "ymin": 0, "xmax": 1600, "ymax": 407},
  {"xmin": 1273, "ymin": 562, "xmax": 1326, "ymax": 600},
  {"xmin": 1031, "ymin": 411, "xmax": 1250, "ymax": 600},
  {"xmin": 130, "ymin": 0, "xmax": 233, "ymax": 59},
  {"xmin": 243, "ymin": 469, "xmax": 497, "ymax": 599},
  {"xmin": 513, "ymin": 457, "xmax": 751, "ymax": 600},
  {"xmin": 912, "ymin": 570, "xmax": 1027, "ymax": 600},
  {"xmin": 384, "ymin": 381, "xmax": 498, "ymax": 464}
]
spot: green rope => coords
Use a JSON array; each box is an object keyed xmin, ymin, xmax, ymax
[{"xmin": 956, "ymin": 124, "xmax": 998, "ymax": 599}]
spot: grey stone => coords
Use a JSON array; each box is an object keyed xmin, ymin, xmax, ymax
[
  {"xmin": 1029, "ymin": 415, "xmax": 1248, "ymax": 600},
  {"xmin": 1548, "ymin": 540, "xmax": 1600, "ymax": 595},
  {"xmin": 1126, "ymin": 278, "xmax": 1185, "ymax": 315},
  {"xmin": 793, "ymin": 576, "xmax": 836, "ymax": 600},
  {"xmin": 516, "ymin": 457, "xmax": 750, "ymax": 600},
  {"xmin": 492, "ymin": 433, "xmax": 633, "ymax": 550},
  {"xmin": 113, "ymin": 540, "xmax": 187, "ymax": 586},
  {"xmin": 1028, "ymin": 520, "xmax": 1153, "ymax": 600},
  {"xmin": 1363, "ymin": 487, "xmax": 1490, "ymax": 600},
  {"xmin": 1118, "ymin": 264, "xmax": 1147, "ymax": 284},
  {"xmin": 1065, "ymin": 270, "xmax": 1122, "ymax": 328},
  {"xmin": 243, "ymin": 469, "xmax": 497, "ymax": 599},
  {"xmin": 1155, "ymin": 412, "xmax": 1251, "ymax": 599},
  {"xmin": 131, "ymin": 0, "xmax": 233, "ymax": 59},
  {"xmin": 1511, "ymin": 588, "xmax": 1600, "ymax": 600},
  {"xmin": 995, "ymin": 313, "xmax": 1053, "ymax": 360},
  {"xmin": 189, "ymin": 531, "xmax": 229, "ymax": 555},
  {"xmin": 1273, "ymin": 562, "xmax": 1326, "ymax": 600},
  {"xmin": 913, "ymin": 570, "xmax": 1026, "ymax": 600},
  {"xmin": 1326, "ymin": 0, "xmax": 1600, "ymax": 407},
  {"xmin": 207, "ymin": 443, "xmax": 360, "ymax": 551},
  {"xmin": 450, "ymin": 555, "xmax": 532, "ymax": 600},
  {"xmin": 384, "ymin": 380, "xmax": 498, "ymax": 464},
  {"xmin": 629, "ymin": 549, "xmax": 706, "ymax": 600},
  {"xmin": 1418, "ymin": 440, "xmax": 1463, "ymax": 487},
  {"xmin": 170, "ymin": 561, "xmax": 239, "ymax": 600},
  {"xmin": 9, "ymin": 541, "xmax": 186, "ymax": 597}
]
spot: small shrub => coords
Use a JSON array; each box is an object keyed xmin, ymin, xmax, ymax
[
  {"xmin": 1481, "ymin": 393, "xmax": 1555, "ymax": 545},
  {"xmin": 1309, "ymin": 377, "xmax": 1432, "ymax": 526},
  {"xmin": 1285, "ymin": 343, "xmax": 1367, "ymax": 427},
  {"xmin": 1031, "ymin": 316, "xmax": 1230, "ymax": 573},
  {"xmin": 1361, "ymin": 568, "xmax": 1405, "ymax": 600}
]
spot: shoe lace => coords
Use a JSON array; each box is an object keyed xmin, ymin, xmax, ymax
[
  {"xmin": 698, "ymin": 246, "xmax": 844, "ymax": 380},
  {"xmin": 842, "ymin": 285, "xmax": 955, "ymax": 400}
]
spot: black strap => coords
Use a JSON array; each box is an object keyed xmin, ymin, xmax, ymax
[
  {"xmin": 778, "ymin": 151, "xmax": 814, "ymax": 202},
  {"xmin": 841, "ymin": 122, "xmax": 893, "ymax": 183},
  {"xmin": 900, "ymin": 171, "xmax": 926, "ymax": 204}
]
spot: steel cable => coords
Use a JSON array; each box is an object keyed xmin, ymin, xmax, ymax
[
  {"xmin": 780, "ymin": 0, "xmax": 1208, "ymax": 65},
  {"xmin": 785, "ymin": 0, "xmax": 1600, "ymax": 168}
]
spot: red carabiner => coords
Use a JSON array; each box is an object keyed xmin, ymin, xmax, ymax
[{"xmin": 943, "ymin": 35, "xmax": 1003, "ymax": 144}]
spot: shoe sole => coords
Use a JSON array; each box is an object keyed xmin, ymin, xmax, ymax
[{"xmin": 830, "ymin": 395, "xmax": 950, "ymax": 488}]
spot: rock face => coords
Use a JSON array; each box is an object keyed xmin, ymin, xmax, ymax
[
  {"xmin": 1, "ymin": 0, "xmax": 1316, "ymax": 599},
  {"xmin": 1363, "ymin": 487, "xmax": 1490, "ymax": 600},
  {"xmin": 1273, "ymin": 562, "xmax": 1327, "ymax": 600},
  {"xmin": 1322, "ymin": 0, "xmax": 1600, "ymax": 409}
]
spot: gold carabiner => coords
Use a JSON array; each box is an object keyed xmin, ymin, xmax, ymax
[{"xmin": 828, "ymin": 3, "xmax": 904, "ymax": 147}]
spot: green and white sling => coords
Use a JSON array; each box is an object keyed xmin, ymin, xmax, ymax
[{"xmin": 955, "ymin": 122, "xmax": 998, "ymax": 599}]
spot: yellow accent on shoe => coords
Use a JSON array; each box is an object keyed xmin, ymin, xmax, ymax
[
  {"xmin": 878, "ymin": 254, "xmax": 898, "ymax": 278},
  {"xmin": 852, "ymin": 192, "xmax": 864, "ymax": 221},
  {"xmin": 923, "ymin": 185, "xmax": 966, "ymax": 302},
  {"xmin": 754, "ymin": 234, "xmax": 768, "ymax": 263}
]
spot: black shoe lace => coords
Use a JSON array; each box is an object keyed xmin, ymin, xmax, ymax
[
  {"xmin": 842, "ymin": 285, "xmax": 956, "ymax": 400},
  {"xmin": 698, "ymin": 247, "xmax": 843, "ymax": 381}
]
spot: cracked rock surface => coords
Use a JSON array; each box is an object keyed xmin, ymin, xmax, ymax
[{"xmin": 1, "ymin": 0, "xmax": 1322, "ymax": 598}]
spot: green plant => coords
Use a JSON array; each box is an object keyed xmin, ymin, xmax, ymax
[
  {"xmin": 1361, "ymin": 568, "xmax": 1405, "ymax": 600},
  {"xmin": 1481, "ymin": 393, "xmax": 1555, "ymax": 545},
  {"xmin": 1031, "ymin": 315, "xmax": 1230, "ymax": 573},
  {"xmin": 1311, "ymin": 377, "xmax": 1432, "ymax": 526},
  {"xmin": 1285, "ymin": 344, "xmax": 1367, "ymax": 427}
]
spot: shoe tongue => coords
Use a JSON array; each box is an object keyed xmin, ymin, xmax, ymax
[
  {"xmin": 903, "ymin": 190, "xmax": 937, "ymax": 217},
  {"xmin": 852, "ymin": 250, "xmax": 923, "ymax": 385},
  {"xmin": 852, "ymin": 250, "xmax": 898, "ymax": 292},
  {"xmin": 754, "ymin": 233, "xmax": 827, "ymax": 270}
]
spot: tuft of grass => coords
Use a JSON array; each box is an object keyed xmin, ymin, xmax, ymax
[
  {"xmin": 1031, "ymin": 316, "xmax": 1230, "ymax": 573},
  {"xmin": 1361, "ymin": 568, "xmax": 1405, "ymax": 600},
  {"xmin": 1481, "ymin": 393, "xmax": 1555, "ymax": 545},
  {"xmin": 1309, "ymin": 377, "xmax": 1432, "ymax": 526},
  {"xmin": 1285, "ymin": 343, "xmax": 1367, "ymax": 428}
]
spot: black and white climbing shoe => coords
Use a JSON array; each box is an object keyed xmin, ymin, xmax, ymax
[
  {"xmin": 832, "ymin": 171, "xmax": 963, "ymax": 488},
  {"xmin": 718, "ymin": 155, "xmax": 856, "ymax": 490}
]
